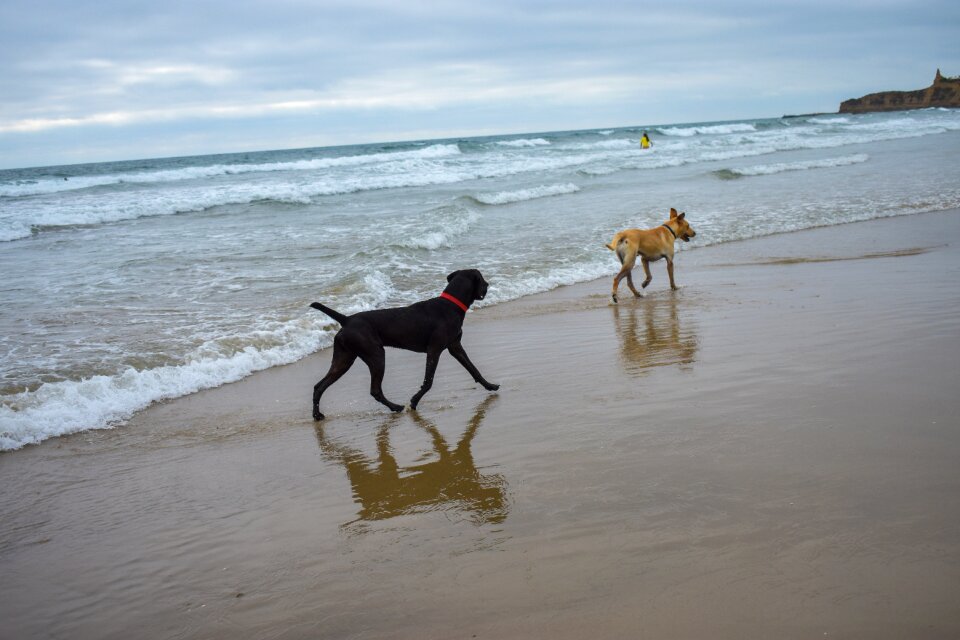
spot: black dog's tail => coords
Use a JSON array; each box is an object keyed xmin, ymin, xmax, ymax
[{"xmin": 310, "ymin": 302, "xmax": 350, "ymax": 325}]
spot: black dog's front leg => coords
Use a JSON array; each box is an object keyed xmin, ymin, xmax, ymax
[
  {"xmin": 410, "ymin": 349, "xmax": 442, "ymax": 410},
  {"xmin": 448, "ymin": 342, "xmax": 499, "ymax": 391}
]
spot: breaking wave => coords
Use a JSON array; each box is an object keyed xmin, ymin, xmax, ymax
[
  {"xmin": 0, "ymin": 144, "xmax": 462, "ymax": 198},
  {"xmin": 713, "ymin": 154, "xmax": 870, "ymax": 179},
  {"xmin": 658, "ymin": 123, "xmax": 758, "ymax": 137},
  {"xmin": 470, "ymin": 183, "xmax": 580, "ymax": 205},
  {"xmin": 394, "ymin": 207, "xmax": 481, "ymax": 250},
  {"xmin": 495, "ymin": 138, "xmax": 550, "ymax": 148}
]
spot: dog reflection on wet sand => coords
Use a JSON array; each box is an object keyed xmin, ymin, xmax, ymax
[
  {"xmin": 612, "ymin": 296, "xmax": 698, "ymax": 376},
  {"xmin": 314, "ymin": 397, "xmax": 507, "ymax": 527}
]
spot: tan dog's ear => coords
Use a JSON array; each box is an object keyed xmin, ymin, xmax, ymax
[
  {"xmin": 670, "ymin": 208, "xmax": 678, "ymax": 218},
  {"xmin": 678, "ymin": 212, "xmax": 685, "ymax": 220}
]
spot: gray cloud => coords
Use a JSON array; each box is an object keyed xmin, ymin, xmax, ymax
[{"xmin": 1, "ymin": 0, "xmax": 957, "ymax": 167}]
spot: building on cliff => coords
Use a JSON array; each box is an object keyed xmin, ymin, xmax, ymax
[{"xmin": 839, "ymin": 69, "xmax": 960, "ymax": 114}]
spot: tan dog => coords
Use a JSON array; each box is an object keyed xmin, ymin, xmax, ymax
[{"xmin": 605, "ymin": 208, "xmax": 696, "ymax": 303}]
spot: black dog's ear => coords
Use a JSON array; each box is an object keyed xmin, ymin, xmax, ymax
[
  {"xmin": 447, "ymin": 271, "xmax": 458, "ymax": 283},
  {"xmin": 475, "ymin": 275, "xmax": 488, "ymax": 300}
]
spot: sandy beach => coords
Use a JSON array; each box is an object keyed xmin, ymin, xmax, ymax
[{"xmin": 2, "ymin": 210, "xmax": 960, "ymax": 639}]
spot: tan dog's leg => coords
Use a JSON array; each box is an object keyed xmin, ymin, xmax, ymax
[
  {"xmin": 611, "ymin": 249, "xmax": 637, "ymax": 303},
  {"xmin": 666, "ymin": 257, "xmax": 678, "ymax": 290},
  {"xmin": 640, "ymin": 257, "xmax": 653, "ymax": 289},
  {"xmin": 625, "ymin": 272, "xmax": 642, "ymax": 298}
]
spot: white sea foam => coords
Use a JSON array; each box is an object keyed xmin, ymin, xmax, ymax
[
  {"xmin": 0, "ymin": 222, "xmax": 32, "ymax": 242},
  {"xmin": 495, "ymin": 138, "xmax": 550, "ymax": 148},
  {"xmin": 481, "ymin": 259, "xmax": 613, "ymax": 307},
  {"xmin": 0, "ymin": 144, "xmax": 462, "ymax": 198},
  {"xmin": 0, "ymin": 321, "xmax": 331, "ymax": 451},
  {"xmin": 658, "ymin": 123, "xmax": 757, "ymax": 136},
  {"xmin": 847, "ymin": 117, "xmax": 923, "ymax": 131},
  {"xmin": 0, "ymin": 162, "xmax": 473, "ymax": 239},
  {"xmin": 472, "ymin": 183, "xmax": 580, "ymax": 205},
  {"xmin": 809, "ymin": 116, "xmax": 851, "ymax": 125},
  {"xmin": 353, "ymin": 271, "xmax": 401, "ymax": 310},
  {"xmin": 0, "ymin": 269, "xmax": 402, "ymax": 452},
  {"xmin": 725, "ymin": 154, "xmax": 870, "ymax": 177},
  {"xmin": 579, "ymin": 155, "xmax": 688, "ymax": 176},
  {"xmin": 396, "ymin": 208, "xmax": 481, "ymax": 250},
  {"xmin": 560, "ymin": 139, "xmax": 636, "ymax": 150}
]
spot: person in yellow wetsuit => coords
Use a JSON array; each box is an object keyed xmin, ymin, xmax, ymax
[{"xmin": 640, "ymin": 131, "xmax": 651, "ymax": 149}]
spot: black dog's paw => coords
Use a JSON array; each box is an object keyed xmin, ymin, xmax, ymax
[
  {"xmin": 484, "ymin": 383, "xmax": 500, "ymax": 391},
  {"xmin": 390, "ymin": 403, "xmax": 405, "ymax": 413},
  {"xmin": 313, "ymin": 410, "xmax": 325, "ymax": 421}
]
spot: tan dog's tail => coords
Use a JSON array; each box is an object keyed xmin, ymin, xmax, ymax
[
  {"xmin": 605, "ymin": 233, "xmax": 628, "ymax": 264},
  {"xmin": 605, "ymin": 232, "xmax": 623, "ymax": 252}
]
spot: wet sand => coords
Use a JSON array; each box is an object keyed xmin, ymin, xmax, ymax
[{"xmin": 2, "ymin": 210, "xmax": 960, "ymax": 639}]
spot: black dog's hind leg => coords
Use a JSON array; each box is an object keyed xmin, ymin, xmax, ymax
[
  {"xmin": 359, "ymin": 344, "xmax": 405, "ymax": 413},
  {"xmin": 448, "ymin": 342, "xmax": 499, "ymax": 391},
  {"xmin": 313, "ymin": 342, "xmax": 357, "ymax": 420},
  {"xmin": 410, "ymin": 348, "xmax": 442, "ymax": 410}
]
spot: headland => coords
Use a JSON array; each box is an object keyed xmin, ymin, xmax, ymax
[{"xmin": 840, "ymin": 69, "xmax": 960, "ymax": 113}]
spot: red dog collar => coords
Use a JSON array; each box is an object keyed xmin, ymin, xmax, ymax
[{"xmin": 439, "ymin": 291, "xmax": 469, "ymax": 312}]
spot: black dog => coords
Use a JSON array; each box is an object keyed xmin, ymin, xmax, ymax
[{"xmin": 309, "ymin": 269, "xmax": 499, "ymax": 420}]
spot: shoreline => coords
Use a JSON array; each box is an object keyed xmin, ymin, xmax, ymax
[
  {"xmin": 4, "ymin": 204, "xmax": 957, "ymax": 454},
  {"xmin": 3, "ymin": 210, "xmax": 960, "ymax": 638}
]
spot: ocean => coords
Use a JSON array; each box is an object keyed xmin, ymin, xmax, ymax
[{"xmin": 2, "ymin": 109, "xmax": 959, "ymax": 450}]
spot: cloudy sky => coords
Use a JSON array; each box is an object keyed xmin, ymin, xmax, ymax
[{"xmin": 1, "ymin": 0, "xmax": 957, "ymax": 169}]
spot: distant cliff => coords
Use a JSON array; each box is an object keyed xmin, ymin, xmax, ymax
[{"xmin": 839, "ymin": 69, "xmax": 960, "ymax": 113}]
